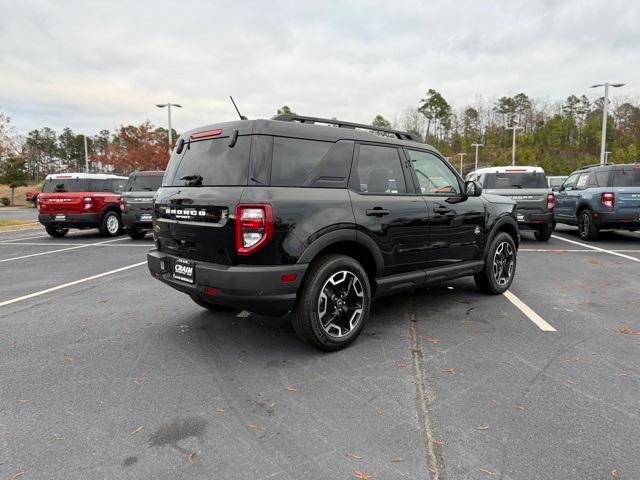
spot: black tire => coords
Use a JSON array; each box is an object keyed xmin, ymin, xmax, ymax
[
  {"xmin": 127, "ymin": 227, "xmax": 147, "ymax": 239},
  {"xmin": 534, "ymin": 223, "xmax": 553, "ymax": 241},
  {"xmin": 189, "ymin": 294, "xmax": 232, "ymax": 311},
  {"xmin": 45, "ymin": 226, "xmax": 69, "ymax": 238},
  {"xmin": 99, "ymin": 211, "xmax": 122, "ymax": 237},
  {"xmin": 291, "ymin": 254, "xmax": 371, "ymax": 351},
  {"xmin": 474, "ymin": 231, "xmax": 517, "ymax": 294},
  {"xmin": 578, "ymin": 210, "xmax": 599, "ymax": 240}
]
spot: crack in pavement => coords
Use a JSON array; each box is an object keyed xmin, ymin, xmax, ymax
[{"xmin": 408, "ymin": 294, "xmax": 445, "ymax": 480}]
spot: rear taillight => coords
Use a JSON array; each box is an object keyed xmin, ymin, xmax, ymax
[
  {"xmin": 83, "ymin": 196, "xmax": 93, "ymax": 211},
  {"xmin": 235, "ymin": 204, "xmax": 273, "ymax": 255},
  {"xmin": 119, "ymin": 196, "xmax": 125, "ymax": 212},
  {"xmin": 546, "ymin": 193, "xmax": 555, "ymax": 211},
  {"xmin": 600, "ymin": 192, "xmax": 615, "ymax": 208}
]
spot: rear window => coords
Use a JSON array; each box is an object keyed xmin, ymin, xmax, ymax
[
  {"xmin": 611, "ymin": 167, "xmax": 640, "ymax": 187},
  {"xmin": 271, "ymin": 137, "xmax": 333, "ymax": 187},
  {"xmin": 484, "ymin": 172, "xmax": 547, "ymax": 189},
  {"xmin": 125, "ymin": 174, "xmax": 163, "ymax": 192},
  {"xmin": 42, "ymin": 178, "xmax": 86, "ymax": 193},
  {"xmin": 165, "ymin": 136, "xmax": 251, "ymax": 186}
]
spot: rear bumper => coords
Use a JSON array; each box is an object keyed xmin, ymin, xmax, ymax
[
  {"xmin": 593, "ymin": 211, "xmax": 640, "ymax": 230},
  {"xmin": 516, "ymin": 211, "xmax": 553, "ymax": 229},
  {"xmin": 147, "ymin": 249, "xmax": 308, "ymax": 316},
  {"xmin": 122, "ymin": 212, "xmax": 153, "ymax": 230},
  {"xmin": 38, "ymin": 212, "xmax": 102, "ymax": 229}
]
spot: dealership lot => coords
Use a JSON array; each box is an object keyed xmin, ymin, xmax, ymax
[{"xmin": 0, "ymin": 223, "xmax": 639, "ymax": 479}]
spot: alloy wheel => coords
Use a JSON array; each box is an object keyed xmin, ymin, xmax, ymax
[
  {"xmin": 492, "ymin": 241, "xmax": 514, "ymax": 287},
  {"xmin": 107, "ymin": 215, "xmax": 119, "ymax": 234},
  {"xmin": 317, "ymin": 270, "xmax": 364, "ymax": 338}
]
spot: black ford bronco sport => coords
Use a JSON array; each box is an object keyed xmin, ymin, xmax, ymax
[{"xmin": 147, "ymin": 115, "xmax": 519, "ymax": 350}]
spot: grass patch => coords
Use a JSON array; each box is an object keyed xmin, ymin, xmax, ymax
[
  {"xmin": 0, "ymin": 184, "xmax": 41, "ymax": 207},
  {"xmin": 0, "ymin": 219, "xmax": 36, "ymax": 228}
]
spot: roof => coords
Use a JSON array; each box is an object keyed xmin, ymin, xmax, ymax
[
  {"xmin": 468, "ymin": 166, "xmax": 546, "ymax": 175},
  {"xmin": 44, "ymin": 173, "xmax": 127, "ymax": 180},
  {"xmin": 179, "ymin": 118, "xmax": 436, "ymax": 151}
]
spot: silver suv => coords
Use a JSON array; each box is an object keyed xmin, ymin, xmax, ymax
[{"xmin": 467, "ymin": 166, "xmax": 555, "ymax": 241}]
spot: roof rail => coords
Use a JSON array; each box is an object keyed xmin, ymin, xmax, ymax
[
  {"xmin": 272, "ymin": 114, "xmax": 424, "ymax": 142},
  {"xmin": 577, "ymin": 162, "xmax": 615, "ymax": 170}
]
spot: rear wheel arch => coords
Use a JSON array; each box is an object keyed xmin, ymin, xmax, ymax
[{"xmin": 485, "ymin": 216, "xmax": 519, "ymax": 257}]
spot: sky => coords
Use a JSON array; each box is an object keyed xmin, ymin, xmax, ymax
[{"xmin": 1, "ymin": 0, "xmax": 639, "ymax": 135}]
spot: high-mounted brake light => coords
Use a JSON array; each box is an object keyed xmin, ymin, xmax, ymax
[
  {"xmin": 600, "ymin": 192, "xmax": 615, "ymax": 208},
  {"xmin": 235, "ymin": 204, "xmax": 273, "ymax": 255},
  {"xmin": 190, "ymin": 129, "xmax": 223, "ymax": 140},
  {"xmin": 505, "ymin": 168, "xmax": 528, "ymax": 172},
  {"xmin": 546, "ymin": 193, "xmax": 555, "ymax": 211}
]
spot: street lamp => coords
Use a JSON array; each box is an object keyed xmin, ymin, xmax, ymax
[
  {"xmin": 471, "ymin": 143, "xmax": 483, "ymax": 170},
  {"xmin": 506, "ymin": 125, "xmax": 524, "ymax": 166},
  {"xmin": 605, "ymin": 151, "xmax": 611, "ymax": 163},
  {"xmin": 590, "ymin": 82, "xmax": 624, "ymax": 165},
  {"xmin": 156, "ymin": 103, "xmax": 183, "ymax": 152},
  {"xmin": 457, "ymin": 152, "xmax": 467, "ymax": 176}
]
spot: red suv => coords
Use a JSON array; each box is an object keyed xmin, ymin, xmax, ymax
[{"xmin": 38, "ymin": 173, "xmax": 127, "ymax": 237}]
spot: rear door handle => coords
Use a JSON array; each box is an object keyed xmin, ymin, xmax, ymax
[{"xmin": 366, "ymin": 207, "xmax": 389, "ymax": 217}]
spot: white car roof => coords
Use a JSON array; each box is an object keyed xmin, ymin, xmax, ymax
[
  {"xmin": 45, "ymin": 173, "xmax": 127, "ymax": 180},
  {"xmin": 468, "ymin": 166, "xmax": 546, "ymax": 175}
]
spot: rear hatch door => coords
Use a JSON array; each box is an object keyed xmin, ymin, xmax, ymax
[
  {"xmin": 611, "ymin": 166, "xmax": 640, "ymax": 216},
  {"xmin": 39, "ymin": 177, "xmax": 88, "ymax": 214},
  {"xmin": 482, "ymin": 171, "xmax": 549, "ymax": 217}
]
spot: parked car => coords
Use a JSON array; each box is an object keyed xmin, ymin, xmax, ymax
[
  {"xmin": 26, "ymin": 190, "xmax": 39, "ymax": 207},
  {"xmin": 38, "ymin": 173, "xmax": 127, "ymax": 237},
  {"xmin": 466, "ymin": 166, "xmax": 555, "ymax": 241},
  {"xmin": 554, "ymin": 163, "xmax": 640, "ymax": 240},
  {"xmin": 547, "ymin": 175, "xmax": 567, "ymax": 191},
  {"xmin": 121, "ymin": 170, "xmax": 164, "ymax": 239},
  {"xmin": 147, "ymin": 115, "xmax": 519, "ymax": 350}
]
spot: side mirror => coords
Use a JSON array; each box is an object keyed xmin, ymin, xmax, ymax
[
  {"xmin": 552, "ymin": 185, "xmax": 560, "ymax": 192},
  {"xmin": 465, "ymin": 180, "xmax": 482, "ymax": 197}
]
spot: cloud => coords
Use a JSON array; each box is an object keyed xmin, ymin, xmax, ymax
[{"xmin": 0, "ymin": 0, "xmax": 638, "ymax": 134}]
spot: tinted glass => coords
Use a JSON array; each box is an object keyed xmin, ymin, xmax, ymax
[
  {"xmin": 595, "ymin": 171, "xmax": 610, "ymax": 187},
  {"xmin": 562, "ymin": 173, "xmax": 579, "ymax": 190},
  {"xmin": 87, "ymin": 179, "xmax": 109, "ymax": 192},
  {"xmin": 353, "ymin": 144, "xmax": 406, "ymax": 194},
  {"xmin": 484, "ymin": 172, "xmax": 547, "ymax": 189},
  {"xmin": 111, "ymin": 179, "xmax": 126, "ymax": 194},
  {"xmin": 407, "ymin": 149, "xmax": 460, "ymax": 194},
  {"xmin": 548, "ymin": 177, "xmax": 565, "ymax": 188},
  {"xmin": 271, "ymin": 137, "xmax": 332, "ymax": 186},
  {"xmin": 611, "ymin": 167, "xmax": 640, "ymax": 187},
  {"xmin": 575, "ymin": 173, "xmax": 590, "ymax": 189},
  {"xmin": 42, "ymin": 178, "xmax": 87, "ymax": 193},
  {"xmin": 125, "ymin": 174, "xmax": 163, "ymax": 192},
  {"xmin": 166, "ymin": 136, "xmax": 251, "ymax": 186}
]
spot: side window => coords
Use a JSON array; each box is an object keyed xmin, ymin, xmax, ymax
[
  {"xmin": 575, "ymin": 173, "xmax": 590, "ymax": 190},
  {"xmin": 351, "ymin": 144, "xmax": 406, "ymax": 194},
  {"xmin": 586, "ymin": 173, "xmax": 598, "ymax": 188},
  {"xmin": 111, "ymin": 179, "xmax": 126, "ymax": 193},
  {"xmin": 87, "ymin": 179, "xmax": 108, "ymax": 192},
  {"xmin": 405, "ymin": 149, "xmax": 460, "ymax": 195},
  {"xmin": 595, "ymin": 171, "xmax": 609, "ymax": 187},
  {"xmin": 271, "ymin": 137, "xmax": 332, "ymax": 187},
  {"xmin": 562, "ymin": 173, "xmax": 579, "ymax": 191}
]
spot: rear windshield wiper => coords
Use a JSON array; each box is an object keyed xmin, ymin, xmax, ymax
[{"xmin": 180, "ymin": 174, "xmax": 203, "ymax": 186}]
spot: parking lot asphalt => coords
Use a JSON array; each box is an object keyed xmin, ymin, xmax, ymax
[
  {"xmin": 0, "ymin": 206, "xmax": 39, "ymax": 222},
  {"xmin": 0, "ymin": 225, "xmax": 638, "ymax": 479}
]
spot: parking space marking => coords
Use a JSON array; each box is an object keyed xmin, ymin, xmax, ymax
[
  {"xmin": 551, "ymin": 234, "xmax": 640, "ymax": 263},
  {"xmin": 503, "ymin": 290, "xmax": 556, "ymax": 332},
  {"xmin": 0, "ymin": 261, "xmax": 147, "ymax": 308},
  {"xmin": 0, "ymin": 237, "xmax": 128, "ymax": 263},
  {"xmin": 521, "ymin": 248, "xmax": 640, "ymax": 253},
  {"xmin": 0, "ymin": 241, "xmax": 151, "ymax": 247}
]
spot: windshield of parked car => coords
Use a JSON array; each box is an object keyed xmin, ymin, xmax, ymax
[
  {"xmin": 611, "ymin": 166, "xmax": 640, "ymax": 187},
  {"xmin": 164, "ymin": 136, "xmax": 251, "ymax": 187},
  {"xmin": 484, "ymin": 172, "xmax": 547, "ymax": 189},
  {"xmin": 42, "ymin": 178, "xmax": 87, "ymax": 193},
  {"xmin": 125, "ymin": 174, "xmax": 163, "ymax": 192}
]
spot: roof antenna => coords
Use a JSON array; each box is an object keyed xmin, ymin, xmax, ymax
[{"xmin": 230, "ymin": 96, "xmax": 248, "ymax": 120}]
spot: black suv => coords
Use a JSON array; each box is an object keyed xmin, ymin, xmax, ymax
[
  {"xmin": 121, "ymin": 170, "xmax": 164, "ymax": 239},
  {"xmin": 147, "ymin": 115, "xmax": 519, "ymax": 350}
]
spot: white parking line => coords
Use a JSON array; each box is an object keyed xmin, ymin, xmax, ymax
[
  {"xmin": 0, "ymin": 261, "xmax": 147, "ymax": 308},
  {"xmin": 551, "ymin": 234, "xmax": 640, "ymax": 263},
  {"xmin": 521, "ymin": 248, "xmax": 640, "ymax": 253},
  {"xmin": 0, "ymin": 237, "xmax": 127, "ymax": 263},
  {"xmin": 503, "ymin": 290, "xmax": 556, "ymax": 332},
  {"xmin": 0, "ymin": 242, "xmax": 151, "ymax": 247}
]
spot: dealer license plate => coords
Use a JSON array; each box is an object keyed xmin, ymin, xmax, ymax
[
  {"xmin": 55, "ymin": 214, "xmax": 66, "ymax": 221},
  {"xmin": 172, "ymin": 258, "xmax": 195, "ymax": 284},
  {"xmin": 140, "ymin": 214, "xmax": 152, "ymax": 221}
]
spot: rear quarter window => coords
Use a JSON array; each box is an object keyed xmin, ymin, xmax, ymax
[
  {"xmin": 612, "ymin": 167, "xmax": 640, "ymax": 187},
  {"xmin": 42, "ymin": 178, "xmax": 86, "ymax": 192},
  {"xmin": 270, "ymin": 137, "xmax": 333, "ymax": 187}
]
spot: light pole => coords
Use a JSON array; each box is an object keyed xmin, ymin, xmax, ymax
[
  {"xmin": 590, "ymin": 82, "xmax": 624, "ymax": 165},
  {"xmin": 471, "ymin": 143, "xmax": 483, "ymax": 170},
  {"xmin": 156, "ymin": 102, "xmax": 182, "ymax": 152},
  {"xmin": 83, "ymin": 134, "xmax": 89, "ymax": 173},
  {"xmin": 457, "ymin": 153, "xmax": 467, "ymax": 176},
  {"xmin": 605, "ymin": 151, "xmax": 611, "ymax": 163},
  {"xmin": 506, "ymin": 125, "xmax": 524, "ymax": 166}
]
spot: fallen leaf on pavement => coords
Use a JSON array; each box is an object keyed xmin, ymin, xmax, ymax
[
  {"xmin": 376, "ymin": 409, "xmax": 384, "ymax": 416},
  {"xmin": 589, "ymin": 260, "xmax": 601, "ymax": 265},
  {"xmin": 441, "ymin": 368, "xmax": 457, "ymax": 374},
  {"xmin": 516, "ymin": 405, "xmax": 525, "ymax": 411},
  {"xmin": 396, "ymin": 361, "xmax": 409, "ymax": 368},
  {"xmin": 346, "ymin": 453, "xmax": 362, "ymax": 460},
  {"xmin": 131, "ymin": 426, "xmax": 144, "ymax": 435},
  {"xmin": 216, "ymin": 408, "xmax": 225, "ymax": 414},
  {"xmin": 617, "ymin": 327, "xmax": 640, "ymax": 336},
  {"xmin": 476, "ymin": 425, "xmax": 489, "ymax": 430},
  {"xmin": 247, "ymin": 424, "xmax": 261, "ymax": 430},
  {"xmin": 186, "ymin": 452, "xmax": 195, "ymax": 464},
  {"xmin": 425, "ymin": 336, "xmax": 440, "ymax": 345},
  {"xmin": 611, "ymin": 468, "xmax": 619, "ymax": 478},
  {"xmin": 286, "ymin": 386, "xmax": 300, "ymax": 392},
  {"xmin": 566, "ymin": 379, "xmax": 575, "ymax": 385},
  {"xmin": 391, "ymin": 457, "xmax": 404, "ymax": 463},
  {"xmin": 10, "ymin": 471, "xmax": 25, "ymax": 480},
  {"xmin": 479, "ymin": 468, "xmax": 497, "ymax": 477},
  {"xmin": 354, "ymin": 469, "xmax": 372, "ymax": 480},
  {"xmin": 66, "ymin": 356, "xmax": 75, "ymax": 364},
  {"xmin": 17, "ymin": 399, "xmax": 29, "ymax": 404},
  {"xmin": 433, "ymin": 439, "xmax": 445, "ymax": 446}
]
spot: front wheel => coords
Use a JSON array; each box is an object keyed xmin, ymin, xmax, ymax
[
  {"xmin": 475, "ymin": 232, "xmax": 517, "ymax": 294},
  {"xmin": 292, "ymin": 254, "xmax": 371, "ymax": 351},
  {"xmin": 578, "ymin": 210, "xmax": 599, "ymax": 240},
  {"xmin": 534, "ymin": 223, "xmax": 553, "ymax": 241},
  {"xmin": 99, "ymin": 211, "xmax": 122, "ymax": 237},
  {"xmin": 45, "ymin": 226, "xmax": 69, "ymax": 237}
]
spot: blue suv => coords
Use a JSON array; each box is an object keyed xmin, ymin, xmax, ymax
[{"xmin": 554, "ymin": 163, "xmax": 640, "ymax": 240}]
